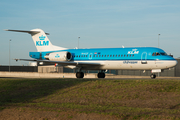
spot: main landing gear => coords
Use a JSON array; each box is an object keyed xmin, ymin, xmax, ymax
[
  {"xmin": 76, "ymin": 72, "xmax": 84, "ymax": 78},
  {"xmin": 76, "ymin": 71, "xmax": 106, "ymax": 78},
  {"xmin": 97, "ymin": 71, "xmax": 105, "ymax": 78},
  {"xmin": 150, "ymin": 74, "xmax": 156, "ymax": 79}
]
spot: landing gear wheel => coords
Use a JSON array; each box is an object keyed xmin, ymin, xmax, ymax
[
  {"xmin": 76, "ymin": 72, "xmax": 84, "ymax": 78},
  {"xmin": 150, "ymin": 74, "xmax": 156, "ymax": 79},
  {"xmin": 97, "ymin": 72, "xmax": 105, "ymax": 78}
]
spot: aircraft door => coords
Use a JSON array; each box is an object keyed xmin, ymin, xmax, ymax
[{"xmin": 141, "ymin": 52, "xmax": 147, "ymax": 64}]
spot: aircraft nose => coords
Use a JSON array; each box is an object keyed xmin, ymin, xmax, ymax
[{"xmin": 171, "ymin": 60, "xmax": 178, "ymax": 67}]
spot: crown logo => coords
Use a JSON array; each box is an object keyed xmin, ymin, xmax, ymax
[
  {"xmin": 55, "ymin": 54, "xmax": 60, "ymax": 58},
  {"xmin": 39, "ymin": 35, "xmax": 46, "ymax": 40}
]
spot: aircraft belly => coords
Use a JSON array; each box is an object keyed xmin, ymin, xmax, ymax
[
  {"xmin": 68, "ymin": 60, "xmax": 175, "ymax": 70},
  {"xmin": 91, "ymin": 61, "xmax": 171, "ymax": 70},
  {"xmin": 101, "ymin": 61, "xmax": 141, "ymax": 70}
]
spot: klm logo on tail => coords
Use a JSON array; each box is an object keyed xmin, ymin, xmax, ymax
[
  {"xmin": 39, "ymin": 35, "xmax": 46, "ymax": 40},
  {"xmin": 36, "ymin": 35, "xmax": 49, "ymax": 46}
]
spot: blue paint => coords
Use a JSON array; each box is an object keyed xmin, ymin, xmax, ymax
[
  {"xmin": 55, "ymin": 54, "xmax": 60, "ymax": 58},
  {"xmin": 29, "ymin": 47, "xmax": 176, "ymax": 61},
  {"xmin": 29, "ymin": 52, "xmax": 40, "ymax": 59},
  {"xmin": 39, "ymin": 35, "xmax": 46, "ymax": 40}
]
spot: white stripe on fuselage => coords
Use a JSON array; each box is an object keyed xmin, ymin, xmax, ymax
[{"xmin": 73, "ymin": 60, "xmax": 177, "ymax": 70}]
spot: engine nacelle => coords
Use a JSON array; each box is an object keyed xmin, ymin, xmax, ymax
[{"xmin": 45, "ymin": 51, "xmax": 72, "ymax": 61}]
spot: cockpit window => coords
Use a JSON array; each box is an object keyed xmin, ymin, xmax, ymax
[
  {"xmin": 152, "ymin": 52, "xmax": 160, "ymax": 56},
  {"xmin": 160, "ymin": 52, "xmax": 167, "ymax": 56},
  {"xmin": 156, "ymin": 52, "xmax": 160, "ymax": 56},
  {"xmin": 152, "ymin": 52, "xmax": 167, "ymax": 56}
]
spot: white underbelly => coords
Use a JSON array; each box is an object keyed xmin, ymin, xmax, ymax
[
  {"xmin": 73, "ymin": 60, "xmax": 176, "ymax": 70},
  {"xmin": 100, "ymin": 60, "xmax": 174, "ymax": 70}
]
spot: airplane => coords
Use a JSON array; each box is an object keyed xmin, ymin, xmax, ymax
[{"xmin": 5, "ymin": 29, "xmax": 177, "ymax": 79}]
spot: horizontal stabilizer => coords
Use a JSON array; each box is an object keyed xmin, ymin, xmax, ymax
[
  {"xmin": 4, "ymin": 29, "xmax": 49, "ymax": 35},
  {"xmin": 6, "ymin": 28, "xmax": 66, "ymax": 52}
]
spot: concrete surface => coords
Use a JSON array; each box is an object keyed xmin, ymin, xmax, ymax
[{"xmin": 1, "ymin": 72, "xmax": 180, "ymax": 79}]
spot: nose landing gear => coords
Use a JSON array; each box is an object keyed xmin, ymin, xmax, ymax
[{"xmin": 150, "ymin": 74, "xmax": 156, "ymax": 79}]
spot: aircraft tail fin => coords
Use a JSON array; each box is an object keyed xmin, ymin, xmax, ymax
[{"xmin": 4, "ymin": 29, "xmax": 67, "ymax": 52}]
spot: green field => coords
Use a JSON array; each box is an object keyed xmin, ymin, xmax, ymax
[{"xmin": 0, "ymin": 78, "xmax": 180, "ymax": 119}]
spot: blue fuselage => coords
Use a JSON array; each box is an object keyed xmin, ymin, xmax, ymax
[{"xmin": 30, "ymin": 47, "xmax": 176, "ymax": 62}]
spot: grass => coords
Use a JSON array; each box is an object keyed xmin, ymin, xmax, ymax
[{"xmin": 1, "ymin": 78, "xmax": 180, "ymax": 119}]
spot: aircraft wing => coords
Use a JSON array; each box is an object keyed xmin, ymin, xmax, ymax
[{"xmin": 14, "ymin": 59, "xmax": 102, "ymax": 66}]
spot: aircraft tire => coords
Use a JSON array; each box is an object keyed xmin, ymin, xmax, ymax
[
  {"xmin": 76, "ymin": 72, "xmax": 84, "ymax": 78},
  {"xmin": 150, "ymin": 74, "xmax": 156, "ymax": 79},
  {"xmin": 153, "ymin": 74, "xmax": 156, "ymax": 79},
  {"xmin": 97, "ymin": 72, "xmax": 105, "ymax": 78}
]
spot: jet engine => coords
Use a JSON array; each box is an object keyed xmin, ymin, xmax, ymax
[{"xmin": 45, "ymin": 51, "xmax": 72, "ymax": 61}]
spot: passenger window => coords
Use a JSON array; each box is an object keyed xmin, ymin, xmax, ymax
[
  {"xmin": 79, "ymin": 55, "xmax": 80, "ymax": 57},
  {"xmin": 118, "ymin": 55, "xmax": 120, "ymax": 57},
  {"xmin": 107, "ymin": 55, "xmax": 109, "ymax": 57},
  {"xmin": 127, "ymin": 55, "xmax": 128, "ymax": 57},
  {"xmin": 110, "ymin": 55, "xmax": 112, "ymax": 57},
  {"xmin": 96, "ymin": 55, "xmax": 98, "ymax": 57},
  {"xmin": 124, "ymin": 55, "xmax": 126, "ymax": 57},
  {"xmin": 121, "ymin": 55, "xmax": 123, "ymax": 57},
  {"xmin": 105, "ymin": 55, "xmax": 106, "ymax": 57},
  {"xmin": 93, "ymin": 55, "xmax": 95, "ymax": 57},
  {"xmin": 132, "ymin": 55, "xmax": 134, "ymax": 57},
  {"xmin": 102, "ymin": 55, "xmax": 103, "ymax": 57},
  {"xmin": 99, "ymin": 55, "xmax": 101, "ymax": 57}
]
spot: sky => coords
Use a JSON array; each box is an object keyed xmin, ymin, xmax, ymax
[{"xmin": 0, "ymin": 0, "xmax": 180, "ymax": 65}]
